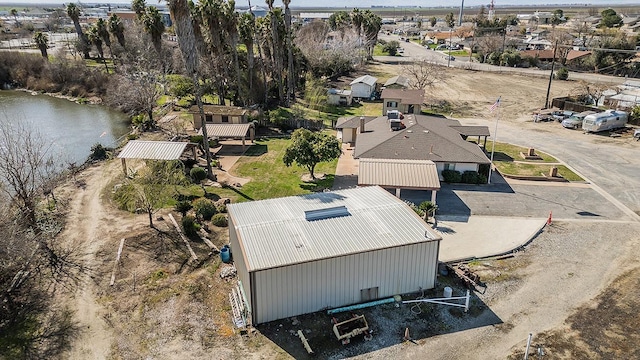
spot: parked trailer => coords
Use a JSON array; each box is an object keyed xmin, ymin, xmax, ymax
[{"xmin": 582, "ymin": 110, "xmax": 628, "ymax": 133}]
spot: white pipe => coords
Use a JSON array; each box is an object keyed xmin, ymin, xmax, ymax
[{"xmin": 524, "ymin": 333, "xmax": 533, "ymax": 360}]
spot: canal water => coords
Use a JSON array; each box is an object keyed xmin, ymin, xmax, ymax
[{"xmin": 0, "ymin": 90, "xmax": 130, "ymax": 165}]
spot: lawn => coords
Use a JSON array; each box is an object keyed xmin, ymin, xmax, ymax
[
  {"xmin": 231, "ymin": 136, "xmax": 338, "ymax": 200},
  {"xmin": 290, "ymin": 101, "xmax": 382, "ymax": 126},
  {"xmin": 483, "ymin": 140, "xmax": 584, "ymax": 181}
]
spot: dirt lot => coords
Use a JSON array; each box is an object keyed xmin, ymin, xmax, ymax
[{"xmin": 58, "ymin": 65, "xmax": 640, "ymax": 359}]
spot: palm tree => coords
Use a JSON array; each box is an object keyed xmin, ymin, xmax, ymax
[
  {"xmin": 351, "ymin": 8, "xmax": 364, "ymax": 41},
  {"xmin": 33, "ymin": 31, "xmax": 48, "ymax": 60},
  {"xmin": 66, "ymin": 3, "xmax": 90, "ymax": 59},
  {"xmin": 362, "ymin": 10, "xmax": 382, "ymax": 59},
  {"xmin": 222, "ymin": 0, "xmax": 243, "ymax": 106},
  {"xmin": 88, "ymin": 25, "xmax": 109, "ymax": 71},
  {"xmin": 418, "ymin": 201, "xmax": 438, "ymax": 223},
  {"xmin": 10, "ymin": 9, "xmax": 18, "ymax": 25},
  {"xmin": 96, "ymin": 18, "xmax": 113, "ymax": 60},
  {"xmin": 108, "ymin": 14, "xmax": 125, "ymax": 48},
  {"xmin": 142, "ymin": 6, "xmax": 165, "ymax": 54},
  {"xmin": 132, "ymin": 0, "xmax": 147, "ymax": 20},
  {"xmin": 265, "ymin": 0, "xmax": 284, "ymax": 105},
  {"xmin": 283, "ymin": 0, "xmax": 295, "ymax": 104},
  {"xmin": 168, "ymin": 0, "xmax": 214, "ymax": 180},
  {"xmin": 238, "ymin": 12, "xmax": 255, "ymax": 104}
]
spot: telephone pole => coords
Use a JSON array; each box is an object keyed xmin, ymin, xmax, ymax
[{"xmin": 544, "ymin": 40, "xmax": 559, "ymax": 109}]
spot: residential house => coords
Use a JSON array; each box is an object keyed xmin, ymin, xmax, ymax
[
  {"xmin": 383, "ymin": 75, "xmax": 410, "ymax": 89},
  {"xmin": 190, "ymin": 105, "xmax": 248, "ymax": 129},
  {"xmin": 381, "ymin": 88, "xmax": 424, "ymax": 115},
  {"xmin": 327, "ymin": 89, "xmax": 353, "ymax": 106},
  {"xmin": 338, "ymin": 114, "xmax": 491, "ymax": 182},
  {"xmin": 349, "ymin": 75, "xmax": 378, "ymax": 99}
]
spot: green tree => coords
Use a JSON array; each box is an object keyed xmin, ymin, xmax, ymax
[
  {"xmin": 283, "ymin": 0, "xmax": 295, "ymax": 105},
  {"xmin": 283, "ymin": 129, "xmax": 342, "ymax": 179},
  {"xmin": 362, "ymin": 10, "xmax": 382, "ymax": 58},
  {"xmin": 239, "ymin": 12, "xmax": 256, "ymax": 102},
  {"xmin": 132, "ymin": 0, "xmax": 147, "ymax": 20},
  {"xmin": 351, "ymin": 8, "xmax": 364, "ymax": 39},
  {"xmin": 10, "ymin": 8, "xmax": 18, "ymax": 23},
  {"xmin": 600, "ymin": 9, "xmax": 622, "ymax": 28},
  {"xmin": 418, "ymin": 201, "xmax": 438, "ymax": 222},
  {"xmin": 551, "ymin": 9, "xmax": 564, "ymax": 26},
  {"xmin": 142, "ymin": 6, "xmax": 165, "ymax": 54},
  {"xmin": 222, "ymin": 0, "xmax": 243, "ymax": 105},
  {"xmin": 328, "ymin": 10, "xmax": 351, "ymax": 35},
  {"xmin": 429, "ymin": 16, "xmax": 437, "ymax": 27},
  {"xmin": 95, "ymin": 18, "xmax": 112, "ymax": 60},
  {"xmin": 383, "ymin": 40, "xmax": 399, "ymax": 55},
  {"xmin": 33, "ymin": 31, "xmax": 48, "ymax": 60},
  {"xmin": 445, "ymin": 12, "xmax": 455, "ymax": 28},
  {"xmin": 108, "ymin": 13, "xmax": 126, "ymax": 48},
  {"xmin": 66, "ymin": 3, "xmax": 90, "ymax": 59},
  {"xmin": 266, "ymin": 0, "xmax": 285, "ymax": 104},
  {"xmin": 87, "ymin": 25, "xmax": 108, "ymax": 71}
]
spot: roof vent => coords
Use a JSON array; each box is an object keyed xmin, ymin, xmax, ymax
[
  {"xmin": 407, "ymin": 130, "xmax": 413, "ymax": 133},
  {"xmin": 305, "ymin": 206, "xmax": 350, "ymax": 221},
  {"xmin": 423, "ymin": 130, "xmax": 429, "ymax": 133}
]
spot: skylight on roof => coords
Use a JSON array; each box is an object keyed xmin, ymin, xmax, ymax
[{"xmin": 304, "ymin": 206, "xmax": 350, "ymax": 221}]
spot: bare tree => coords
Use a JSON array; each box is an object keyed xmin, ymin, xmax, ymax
[
  {"xmin": 570, "ymin": 81, "xmax": 610, "ymax": 105},
  {"xmin": 0, "ymin": 121, "xmax": 82, "ymax": 358},
  {"xmin": 475, "ymin": 34, "xmax": 503, "ymax": 62},
  {"xmin": 402, "ymin": 58, "xmax": 447, "ymax": 90},
  {"xmin": 548, "ymin": 29, "xmax": 574, "ymax": 64}
]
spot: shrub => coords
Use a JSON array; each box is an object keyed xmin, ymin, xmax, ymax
[
  {"xmin": 477, "ymin": 174, "xmax": 488, "ymax": 184},
  {"xmin": 182, "ymin": 215, "xmax": 200, "ymax": 236},
  {"xmin": 216, "ymin": 203, "xmax": 227, "ymax": 213},
  {"xmin": 166, "ymin": 74, "xmax": 194, "ymax": 98},
  {"xmin": 555, "ymin": 67, "xmax": 569, "ymax": 80},
  {"xmin": 211, "ymin": 213, "xmax": 228, "ymax": 227},
  {"xmin": 461, "ymin": 171, "xmax": 480, "ymax": 184},
  {"xmin": 190, "ymin": 135, "xmax": 203, "ymax": 144},
  {"xmin": 442, "ymin": 169, "xmax": 462, "ymax": 183},
  {"xmin": 90, "ymin": 143, "xmax": 109, "ymax": 160},
  {"xmin": 174, "ymin": 200, "xmax": 192, "ymax": 216},
  {"xmin": 190, "ymin": 167, "xmax": 207, "ymax": 183},
  {"xmin": 193, "ymin": 197, "xmax": 217, "ymax": 220}
]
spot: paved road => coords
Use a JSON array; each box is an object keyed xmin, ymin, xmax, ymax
[
  {"xmin": 378, "ymin": 33, "xmax": 627, "ymax": 85},
  {"xmin": 456, "ymin": 118, "xmax": 640, "ymax": 219}
]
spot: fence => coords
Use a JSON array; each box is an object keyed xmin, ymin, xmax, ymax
[
  {"xmin": 257, "ymin": 118, "xmax": 325, "ymax": 131},
  {"xmin": 551, "ymin": 97, "xmax": 600, "ymax": 113}
]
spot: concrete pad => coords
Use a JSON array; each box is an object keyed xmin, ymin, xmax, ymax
[
  {"xmin": 332, "ymin": 143, "xmax": 359, "ymax": 190},
  {"xmin": 437, "ymin": 216, "xmax": 547, "ymax": 263}
]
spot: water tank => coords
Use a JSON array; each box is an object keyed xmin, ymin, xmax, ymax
[
  {"xmin": 220, "ymin": 247, "xmax": 231, "ymax": 263},
  {"xmin": 443, "ymin": 287, "xmax": 453, "ymax": 298}
]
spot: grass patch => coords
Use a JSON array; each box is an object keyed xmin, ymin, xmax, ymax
[
  {"xmin": 449, "ymin": 50, "xmax": 469, "ymax": 57},
  {"xmin": 232, "ymin": 137, "xmax": 338, "ymax": 200},
  {"xmin": 291, "ymin": 101, "xmax": 381, "ymax": 126},
  {"xmin": 556, "ymin": 165, "xmax": 584, "ymax": 181},
  {"xmin": 485, "ymin": 140, "xmax": 557, "ymax": 163}
]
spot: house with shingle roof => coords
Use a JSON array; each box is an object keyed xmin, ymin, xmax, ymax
[
  {"xmin": 338, "ymin": 114, "xmax": 491, "ymax": 185},
  {"xmin": 381, "ymin": 88, "xmax": 424, "ymax": 115}
]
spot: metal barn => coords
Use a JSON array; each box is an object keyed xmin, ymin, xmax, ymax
[
  {"xmin": 227, "ymin": 186, "xmax": 441, "ymax": 325},
  {"xmin": 228, "ymin": 186, "xmax": 441, "ymax": 325}
]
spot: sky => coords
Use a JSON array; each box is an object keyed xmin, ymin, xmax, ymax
[{"xmin": 3, "ymin": 0, "xmax": 640, "ymax": 7}]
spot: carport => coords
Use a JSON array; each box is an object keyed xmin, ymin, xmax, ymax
[
  {"xmin": 450, "ymin": 125, "xmax": 491, "ymax": 150},
  {"xmin": 117, "ymin": 140, "xmax": 197, "ymax": 175},
  {"xmin": 358, "ymin": 158, "xmax": 441, "ymax": 203},
  {"xmin": 199, "ymin": 123, "xmax": 255, "ymax": 151}
]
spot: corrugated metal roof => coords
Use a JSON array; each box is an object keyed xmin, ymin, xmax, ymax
[
  {"xmin": 228, "ymin": 186, "xmax": 441, "ymax": 272},
  {"xmin": 117, "ymin": 140, "xmax": 189, "ymax": 160},
  {"xmin": 200, "ymin": 124, "xmax": 253, "ymax": 138},
  {"xmin": 350, "ymin": 75, "xmax": 378, "ymax": 86},
  {"xmin": 358, "ymin": 158, "xmax": 440, "ymax": 190}
]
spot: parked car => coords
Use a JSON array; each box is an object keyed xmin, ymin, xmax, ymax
[
  {"xmin": 405, "ymin": 38, "xmax": 410, "ymax": 42},
  {"xmin": 446, "ymin": 55, "xmax": 455, "ymax": 61},
  {"xmin": 435, "ymin": 44, "xmax": 447, "ymax": 50},
  {"xmin": 397, "ymin": 48, "xmax": 404, "ymax": 54},
  {"xmin": 552, "ymin": 110, "xmax": 574, "ymax": 122},
  {"xmin": 561, "ymin": 111, "xmax": 596, "ymax": 129}
]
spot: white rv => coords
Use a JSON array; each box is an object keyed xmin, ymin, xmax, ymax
[{"xmin": 582, "ymin": 110, "xmax": 628, "ymax": 133}]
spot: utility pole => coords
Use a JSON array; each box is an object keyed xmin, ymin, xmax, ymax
[
  {"xmin": 544, "ymin": 40, "xmax": 559, "ymax": 109},
  {"xmin": 448, "ymin": 27, "xmax": 453, "ymax": 67},
  {"xmin": 458, "ymin": 0, "xmax": 464, "ymax": 27}
]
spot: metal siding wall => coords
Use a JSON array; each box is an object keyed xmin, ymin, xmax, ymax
[
  {"xmin": 228, "ymin": 221, "xmax": 252, "ymax": 313},
  {"xmin": 254, "ymin": 241, "xmax": 439, "ymax": 324}
]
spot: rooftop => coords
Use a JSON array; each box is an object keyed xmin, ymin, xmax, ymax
[
  {"xmin": 228, "ymin": 186, "xmax": 441, "ymax": 272},
  {"xmin": 358, "ymin": 158, "xmax": 441, "ymax": 190},
  {"xmin": 351, "ymin": 115, "xmax": 490, "ymax": 164},
  {"xmin": 383, "ymin": 75, "xmax": 410, "ymax": 88},
  {"xmin": 381, "ymin": 88, "xmax": 424, "ymax": 104},
  {"xmin": 189, "ymin": 105, "xmax": 248, "ymax": 116},
  {"xmin": 117, "ymin": 140, "xmax": 190, "ymax": 160},
  {"xmin": 350, "ymin": 75, "xmax": 378, "ymax": 87}
]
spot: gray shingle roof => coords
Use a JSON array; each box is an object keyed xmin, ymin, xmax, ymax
[
  {"xmin": 335, "ymin": 116, "xmax": 378, "ymax": 129},
  {"xmin": 383, "ymin": 75, "xmax": 410, "ymax": 88},
  {"xmin": 381, "ymin": 88, "xmax": 425, "ymax": 105},
  {"xmin": 353, "ymin": 115, "xmax": 490, "ymax": 164}
]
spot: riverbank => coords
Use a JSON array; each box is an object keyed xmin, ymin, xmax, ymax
[{"xmin": 13, "ymin": 87, "xmax": 104, "ymax": 105}]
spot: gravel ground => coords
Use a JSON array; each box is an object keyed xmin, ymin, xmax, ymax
[{"xmin": 332, "ymin": 220, "xmax": 640, "ymax": 359}]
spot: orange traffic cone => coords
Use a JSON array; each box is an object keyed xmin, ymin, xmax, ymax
[{"xmin": 547, "ymin": 211, "xmax": 553, "ymax": 225}]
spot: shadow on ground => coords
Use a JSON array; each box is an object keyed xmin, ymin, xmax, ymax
[{"xmin": 258, "ymin": 280, "xmax": 502, "ymax": 359}]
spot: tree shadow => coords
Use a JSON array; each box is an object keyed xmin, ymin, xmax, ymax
[
  {"xmin": 222, "ymin": 184, "xmax": 254, "ymax": 201},
  {"xmin": 299, "ymin": 174, "xmax": 335, "ymax": 193},
  {"xmin": 243, "ymin": 144, "xmax": 268, "ymax": 156}
]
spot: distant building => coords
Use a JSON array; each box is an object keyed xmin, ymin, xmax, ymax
[
  {"xmin": 381, "ymin": 88, "xmax": 424, "ymax": 115},
  {"xmin": 327, "ymin": 89, "xmax": 353, "ymax": 106},
  {"xmin": 350, "ymin": 75, "xmax": 378, "ymax": 99}
]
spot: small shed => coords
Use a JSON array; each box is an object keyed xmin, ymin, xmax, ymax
[
  {"xmin": 190, "ymin": 105, "xmax": 249, "ymax": 129},
  {"xmin": 350, "ymin": 75, "xmax": 378, "ymax": 99},
  {"xmin": 327, "ymin": 89, "xmax": 353, "ymax": 106},
  {"xmin": 383, "ymin": 75, "xmax": 410, "ymax": 89},
  {"xmin": 117, "ymin": 140, "xmax": 196, "ymax": 175},
  {"xmin": 228, "ymin": 186, "xmax": 441, "ymax": 324}
]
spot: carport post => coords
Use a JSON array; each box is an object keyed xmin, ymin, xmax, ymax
[
  {"xmin": 431, "ymin": 190, "xmax": 437, "ymax": 204},
  {"xmin": 242, "ymin": 137, "xmax": 245, "ymax": 151},
  {"xmin": 395, "ymin": 188, "xmax": 401, "ymax": 198},
  {"xmin": 121, "ymin": 158, "xmax": 127, "ymax": 176}
]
